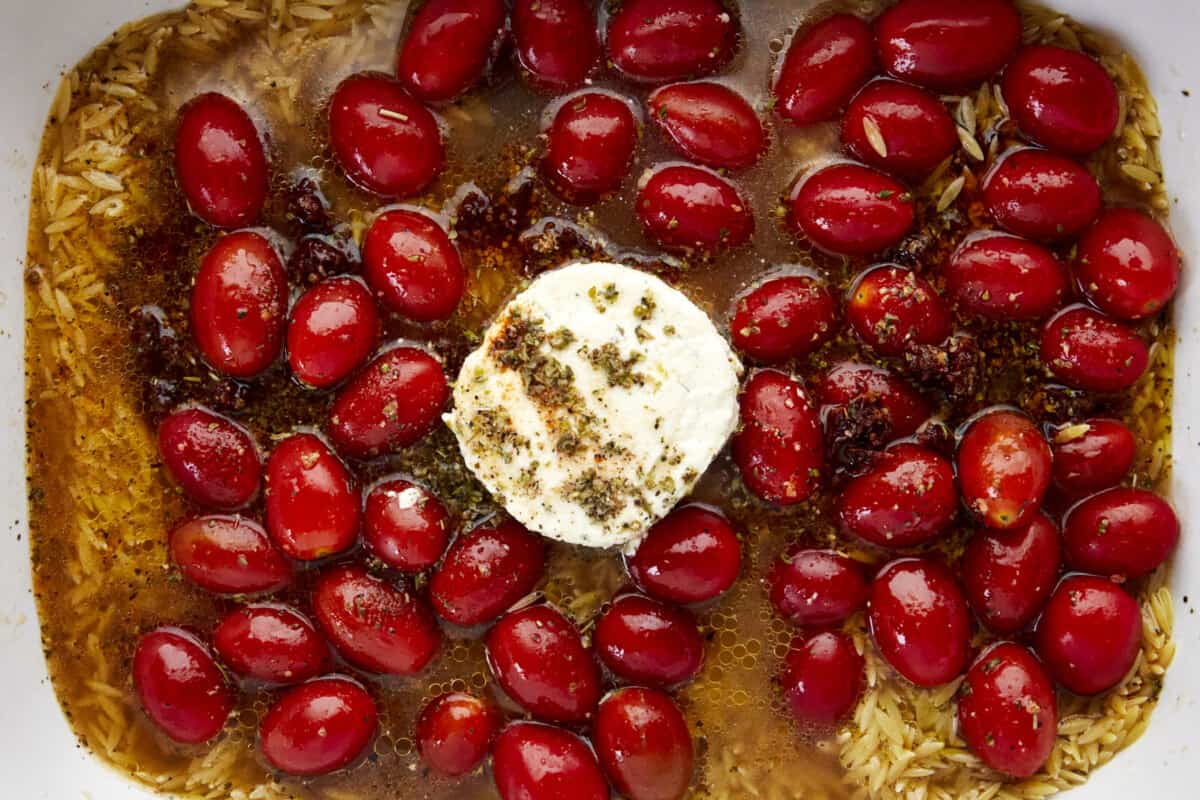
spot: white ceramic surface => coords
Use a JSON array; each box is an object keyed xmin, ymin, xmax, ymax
[{"xmin": 0, "ymin": 2, "xmax": 1197, "ymax": 797}]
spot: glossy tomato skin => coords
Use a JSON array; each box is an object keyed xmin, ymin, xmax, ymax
[
  {"xmin": 362, "ymin": 209, "xmax": 465, "ymax": 321},
  {"xmin": 1040, "ymin": 305, "xmax": 1149, "ymax": 393},
  {"xmin": 313, "ymin": 564, "xmax": 442, "ymax": 674},
  {"xmin": 961, "ymin": 511, "xmax": 1061, "ymax": 634},
  {"xmin": 1075, "ymin": 208, "xmax": 1181, "ymax": 320},
  {"xmin": 593, "ymin": 687, "xmax": 694, "ymax": 800},
  {"xmin": 605, "ymin": 0, "xmax": 738, "ymax": 83},
  {"xmin": 875, "ymin": 0, "xmax": 1023, "ymax": 90},
  {"xmin": 768, "ymin": 548, "xmax": 867, "ymax": 627},
  {"xmin": 982, "ymin": 148, "xmax": 1101, "ymax": 242},
  {"xmin": 816, "ymin": 361, "xmax": 931, "ymax": 440},
  {"xmin": 169, "ymin": 515, "xmax": 292, "ymax": 595},
  {"xmin": 174, "ymin": 93, "xmax": 268, "ymax": 228},
  {"xmin": 957, "ymin": 643, "xmax": 1057, "ymax": 778},
  {"xmin": 957, "ymin": 409, "xmax": 1052, "ymax": 531},
  {"xmin": 595, "ymin": 593, "xmax": 705, "ymax": 687},
  {"xmin": 788, "ymin": 163, "xmax": 914, "ymax": 257},
  {"xmin": 259, "ymin": 676, "xmax": 378, "ymax": 776},
  {"xmin": 485, "ymin": 604, "xmax": 601, "ymax": 723},
  {"xmin": 733, "ymin": 370, "xmax": 825, "ymax": 505},
  {"xmin": 133, "ymin": 627, "xmax": 234, "ymax": 744},
  {"xmin": 212, "ymin": 604, "xmax": 328, "ymax": 684},
  {"xmin": 730, "ymin": 274, "xmax": 838, "ymax": 363},
  {"xmin": 287, "ymin": 277, "xmax": 380, "ymax": 389},
  {"xmin": 328, "ymin": 72, "xmax": 442, "ymax": 198},
  {"xmin": 191, "ymin": 230, "xmax": 287, "ymax": 378},
  {"xmin": 1002, "ymin": 45, "xmax": 1120, "ymax": 156},
  {"xmin": 774, "ymin": 14, "xmax": 876, "ymax": 126},
  {"xmin": 846, "ymin": 264, "xmax": 951, "ymax": 356},
  {"xmin": 430, "ymin": 519, "xmax": 546, "ymax": 626},
  {"xmin": 265, "ymin": 433, "xmax": 360, "ymax": 561},
  {"xmin": 842, "ymin": 80, "xmax": 957, "ymax": 179},
  {"xmin": 328, "ymin": 346, "xmax": 449, "ymax": 459},
  {"xmin": 541, "ymin": 92, "xmax": 639, "ymax": 202},
  {"xmin": 637, "ymin": 164, "xmax": 753, "ymax": 253},
  {"xmin": 1034, "ymin": 574, "xmax": 1141, "ymax": 695},
  {"xmin": 492, "ymin": 722, "xmax": 609, "ymax": 800},
  {"xmin": 648, "ymin": 82, "xmax": 765, "ymax": 170},
  {"xmin": 944, "ymin": 232, "xmax": 1068, "ymax": 321},
  {"xmin": 1062, "ymin": 487, "xmax": 1179, "ymax": 580},
  {"xmin": 781, "ymin": 630, "xmax": 864, "ymax": 724},
  {"xmin": 395, "ymin": 0, "xmax": 507, "ymax": 103},
  {"xmin": 1051, "ymin": 418, "xmax": 1137, "ymax": 496},
  {"xmin": 869, "ymin": 558, "xmax": 971, "ymax": 687},
  {"xmin": 363, "ymin": 478, "xmax": 451, "ymax": 573},
  {"xmin": 158, "ymin": 407, "xmax": 261, "ymax": 510},
  {"xmin": 628, "ymin": 505, "xmax": 742, "ymax": 604},
  {"xmin": 838, "ymin": 443, "xmax": 957, "ymax": 548},
  {"xmin": 415, "ymin": 692, "xmax": 502, "ymax": 777},
  {"xmin": 512, "ymin": 0, "xmax": 600, "ymax": 93}
]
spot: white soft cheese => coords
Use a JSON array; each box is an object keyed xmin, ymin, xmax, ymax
[{"xmin": 444, "ymin": 262, "xmax": 742, "ymax": 551}]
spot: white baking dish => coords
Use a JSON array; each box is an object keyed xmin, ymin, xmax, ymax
[{"xmin": 0, "ymin": 1, "xmax": 1196, "ymax": 797}]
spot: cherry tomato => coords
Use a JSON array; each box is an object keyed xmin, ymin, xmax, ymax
[
  {"xmin": 767, "ymin": 547, "xmax": 867, "ymax": 627},
  {"xmin": 876, "ymin": 0, "xmax": 1023, "ymax": 90},
  {"xmin": 593, "ymin": 687, "xmax": 694, "ymax": 800},
  {"xmin": 961, "ymin": 511, "xmax": 1061, "ymax": 634},
  {"xmin": 169, "ymin": 515, "xmax": 291, "ymax": 595},
  {"xmin": 259, "ymin": 676, "xmax": 378, "ymax": 776},
  {"xmin": 158, "ymin": 407, "xmax": 260, "ymax": 510},
  {"xmin": 265, "ymin": 433, "xmax": 360, "ymax": 561},
  {"xmin": 816, "ymin": 361, "xmax": 931, "ymax": 440},
  {"xmin": 869, "ymin": 558, "xmax": 971, "ymax": 687},
  {"xmin": 1034, "ymin": 574, "xmax": 1141, "ymax": 695},
  {"xmin": 773, "ymin": 14, "xmax": 875, "ymax": 125},
  {"xmin": 842, "ymin": 79, "xmax": 958, "ymax": 179},
  {"xmin": 846, "ymin": 264, "xmax": 951, "ymax": 356},
  {"xmin": 1063, "ymin": 487, "xmax": 1179, "ymax": 580},
  {"xmin": 957, "ymin": 409, "xmax": 1052, "ymax": 531},
  {"xmin": 788, "ymin": 163, "xmax": 914, "ymax": 257},
  {"xmin": 174, "ymin": 93, "xmax": 268, "ymax": 228},
  {"xmin": 729, "ymin": 274, "xmax": 838, "ymax": 363},
  {"xmin": 628, "ymin": 505, "xmax": 741, "ymax": 604},
  {"xmin": 362, "ymin": 209, "xmax": 465, "ymax": 321},
  {"xmin": 837, "ymin": 443, "xmax": 957, "ymax": 548},
  {"xmin": 212, "ymin": 603, "xmax": 327, "ymax": 684},
  {"xmin": 637, "ymin": 164, "xmax": 753, "ymax": 253},
  {"xmin": 541, "ymin": 92, "xmax": 639, "ymax": 203},
  {"xmin": 1040, "ymin": 305, "xmax": 1149, "ymax": 393},
  {"xmin": 605, "ymin": 0, "xmax": 738, "ymax": 83},
  {"xmin": 1051, "ymin": 418, "xmax": 1137, "ymax": 496},
  {"xmin": 395, "ymin": 0, "xmax": 507, "ymax": 103},
  {"xmin": 363, "ymin": 478, "xmax": 451, "ymax": 573},
  {"xmin": 133, "ymin": 627, "xmax": 234, "ymax": 744},
  {"xmin": 492, "ymin": 722, "xmax": 608, "ymax": 800},
  {"xmin": 287, "ymin": 276, "xmax": 380, "ymax": 389},
  {"xmin": 648, "ymin": 81, "xmax": 765, "ymax": 170},
  {"xmin": 430, "ymin": 519, "xmax": 546, "ymax": 626},
  {"xmin": 1002, "ymin": 45, "xmax": 1120, "ymax": 156},
  {"xmin": 1075, "ymin": 208, "xmax": 1181, "ymax": 320},
  {"xmin": 982, "ymin": 148, "xmax": 1101, "ymax": 242},
  {"xmin": 943, "ymin": 232, "xmax": 1068, "ymax": 321},
  {"xmin": 415, "ymin": 692, "xmax": 502, "ymax": 777},
  {"xmin": 780, "ymin": 630, "xmax": 864, "ymax": 724},
  {"xmin": 595, "ymin": 593, "xmax": 705, "ymax": 687},
  {"xmin": 512, "ymin": 0, "xmax": 600, "ymax": 92},
  {"xmin": 733, "ymin": 370, "xmax": 824, "ymax": 505}
]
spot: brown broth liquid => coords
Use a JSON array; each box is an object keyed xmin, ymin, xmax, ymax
[{"xmin": 26, "ymin": 1, "xmax": 1173, "ymax": 799}]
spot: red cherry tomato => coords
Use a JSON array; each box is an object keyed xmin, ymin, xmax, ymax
[
  {"xmin": 957, "ymin": 409, "xmax": 1052, "ymax": 531},
  {"xmin": 328, "ymin": 72, "xmax": 443, "ymax": 197},
  {"xmin": 265, "ymin": 433, "xmax": 360, "ymax": 561},
  {"xmin": 729, "ymin": 274, "xmax": 838, "ymax": 363},
  {"xmin": 1040, "ymin": 305, "xmax": 1149, "ymax": 393},
  {"xmin": 158, "ymin": 407, "xmax": 260, "ymax": 510},
  {"xmin": 957, "ymin": 643, "xmax": 1058, "ymax": 778},
  {"xmin": 430, "ymin": 519, "xmax": 546, "ymax": 626},
  {"xmin": 133, "ymin": 627, "xmax": 234, "ymax": 744},
  {"xmin": 944, "ymin": 232, "xmax": 1068, "ymax": 321},
  {"xmin": 780, "ymin": 630, "xmax": 864, "ymax": 724},
  {"xmin": 846, "ymin": 264, "xmax": 951, "ymax": 356},
  {"xmin": 982, "ymin": 148, "xmax": 1101, "ymax": 242},
  {"xmin": 767, "ymin": 547, "xmax": 867, "ymax": 627},
  {"xmin": 512, "ymin": 0, "xmax": 600, "ymax": 93},
  {"xmin": 328, "ymin": 346, "xmax": 449, "ymax": 459},
  {"xmin": 595, "ymin": 593, "xmax": 705, "ymax": 687},
  {"xmin": 174, "ymin": 93, "xmax": 268, "ymax": 228},
  {"xmin": 395, "ymin": 0, "xmax": 507, "ymax": 103},
  {"xmin": 363, "ymin": 478, "xmax": 451, "ymax": 573},
  {"xmin": 259, "ymin": 676, "xmax": 378, "ymax": 776},
  {"xmin": 961, "ymin": 511, "xmax": 1062, "ymax": 634},
  {"xmin": 875, "ymin": 0, "xmax": 1023, "ymax": 90},
  {"xmin": 773, "ymin": 14, "xmax": 875, "ymax": 125},
  {"xmin": 842, "ymin": 80, "xmax": 957, "ymax": 179},
  {"xmin": 1075, "ymin": 208, "xmax": 1181, "ymax": 320},
  {"xmin": 1051, "ymin": 418, "xmax": 1137, "ymax": 496},
  {"xmin": 541, "ymin": 92, "xmax": 639, "ymax": 203},
  {"xmin": 362, "ymin": 209, "xmax": 465, "ymax": 321},
  {"xmin": 593, "ymin": 687, "xmax": 694, "ymax": 800},
  {"xmin": 788, "ymin": 163, "xmax": 914, "ymax": 257},
  {"xmin": 869, "ymin": 558, "xmax": 971, "ymax": 687},
  {"xmin": 628, "ymin": 504, "xmax": 741, "ymax": 604},
  {"xmin": 732, "ymin": 370, "xmax": 824, "ymax": 505},
  {"xmin": 605, "ymin": 0, "xmax": 737, "ymax": 83},
  {"xmin": 190, "ymin": 230, "xmax": 287, "ymax": 378},
  {"xmin": 492, "ymin": 722, "xmax": 608, "ymax": 800},
  {"xmin": 1063, "ymin": 487, "xmax": 1179, "ymax": 580},
  {"xmin": 485, "ymin": 604, "xmax": 601, "ymax": 723},
  {"xmin": 815, "ymin": 361, "xmax": 931, "ymax": 440},
  {"xmin": 837, "ymin": 443, "xmax": 957, "ymax": 548},
  {"xmin": 312, "ymin": 563, "xmax": 442, "ymax": 675},
  {"xmin": 1034, "ymin": 574, "xmax": 1141, "ymax": 695},
  {"xmin": 415, "ymin": 692, "xmax": 502, "ymax": 777},
  {"xmin": 212, "ymin": 603, "xmax": 327, "ymax": 684},
  {"xmin": 637, "ymin": 164, "xmax": 753, "ymax": 253},
  {"xmin": 648, "ymin": 82, "xmax": 765, "ymax": 170},
  {"xmin": 169, "ymin": 515, "xmax": 292, "ymax": 595},
  {"xmin": 287, "ymin": 277, "xmax": 380, "ymax": 389},
  {"xmin": 1002, "ymin": 45, "xmax": 1120, "ymax": 156}
]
